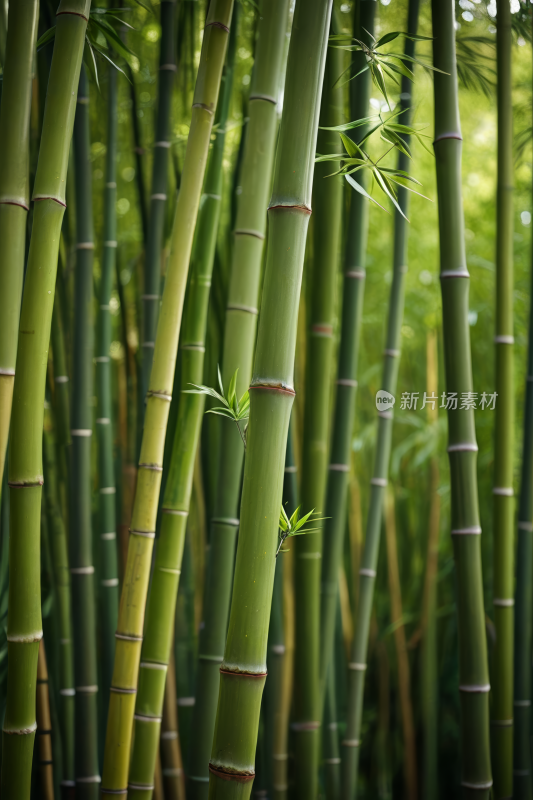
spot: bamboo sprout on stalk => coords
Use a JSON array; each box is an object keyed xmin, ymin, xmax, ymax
[
  {"xmin": 342, "ymin": 2, "xmax": 419, "ymax": 794},
  {"xmin": 101, "ymin": 1, "xmax": 233, "ymax": 793},
  {"xmin": 0, "ymin": 0, "xmax": 39, "ymax": 491},
  {"xmin": 431, "ymin": 0, "xmax": 492, "ymax": 794},
  {"xmin": 492, "ymin": 2, "xmax": 514, "ymax": 796},
  {"xmin": 127, "ymin": 16, "xmax": 238, "ymax": 796},
  {"xmin": 293, "ymin": 24, "xmax": 343, "ymax": 797},
  {"xmin": 187, "ymin": 1, "xmax": 289, "ymax": 793},
  {"xmin": 1, "ymin": 3, "xmax": 91, "ymax": 797},
  {"xmin": 141, "ymin": 0, "xmax": 177, "ymax": 399},
  {"xmin": 207, "ymin": 0, "xmax": 333, "ymax": 794}
]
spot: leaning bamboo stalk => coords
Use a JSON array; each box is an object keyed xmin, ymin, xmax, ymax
[
  {"xmin": 1, "ymin": 3, "xmax": 91, "ymax": 797},
  {"xmin": 207, "ymin": 0, "xmax": 333, "ymax": 794},
  {"xmin": 36, "ymin": 639, "xmax": 55, "ymax": 800},
  {"xmin": 127, "ymin": 16, "xmax": 238, "ymax": 796},
  {"xmin": 141, "ymin": 0, "xmax": 177, "ymax": 398},
  {"xmin": 161, "ymin": 648, "xmax": 186, "ymax": 800},
  {"xmin": 96, "ymin": 61, "xmax": 120, "ymax": 724},
  {"xmin": 0, "ymin": 0, "xmax": 39, "ymax": 490},
  {"xmin": 101, "ymin": 2, "xmax": 233, "ymax": 793},
  {"xmin": 342, "ymin": 2, "xmax": 418, "ymax": 793},
  {"xmin": 431, "ymin": 1, "xmax": 492, "ymax": 795},
  {"xmin": 187, "ymin": 2, "xmax": 289, "ymax": 793},
  {"xmin": 492, "ymin": 2, "xmax": 514, "ymax": 796},
  {"xmin": 293, "ymin": 28, "xmax": 343, "ymax": 797}
]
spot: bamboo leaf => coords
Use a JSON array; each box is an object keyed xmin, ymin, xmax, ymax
[
  {"xmin": 375, "ymin": 31, "xmax": 401, "ymax": 47},
  {"xmin": 346, "ymin": 173, "xmax": 389, "ymax": 214},
  {"xmin": 227, "ymin": 368, "xmax": 238, "ymax": 409},
  {"xmin": 36, "ymin": 26, "xmax": 56, "ymax": 51}
]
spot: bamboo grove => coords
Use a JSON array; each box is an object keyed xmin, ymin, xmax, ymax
[{"xmin": 3, "ymin": 0, "xmax": 533, "ymax": 798}]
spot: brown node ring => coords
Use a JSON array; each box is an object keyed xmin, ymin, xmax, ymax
[
  {"xmin": 219, "ymin": 667, "xmax": 267, "ymax": 679},
  {"xmin": 208, "ymin": 764, "xmax": 255, "ymax": 783}
]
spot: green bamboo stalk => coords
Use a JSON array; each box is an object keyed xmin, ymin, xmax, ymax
[
  {"xmin": 431, "ymin": 1, "xmax": 492, "ymax": 795},
  {"xmin": 319, "ymin": 0, "xmax": 376, "ymax": 710},
  {"xmin": 0, "ymin": 0, "xmax": 38, "ymax": 489},
  {"xmin": 36, "ymin": 638, "xmax": 55, "ymax": 800},
  {"xmin": 175, "ymin": 526, "xmax": 197, "ymax": 769},
  {"xmin": 71, "ymin": 63, "xmax": 100, "ymax": 797},
  {"xmin": 513, "ymin": 17, "xmax": 533, "ymax": 794},
  {"xmin": 187, "ymin": 2, "xmax": 289, "ymax": 793},
  {"xmin": 96, "ymin": 61, "xmax": 120, "ymax": 726},
  {"xmin": 341, "ymin": 3, "xmax": 418, "ymax": 794},
  {"xmin": 293, "ymin": 27, "xmax": 343, "ymax": 797},
  {"xmin": 127, "ymin": 17, "xmax": 238, "ymax": 797},
  {"xmin": 141, "ymin": 0, "xmax": 177, "ymax": 399},
  {"xmin": 101, "ymin": 2, "xmax": 233, "ymax": 793},
  {"xmin": 207, "ymin": 0, "xmax": 333, "ymax": 794},
  {"xmin": 324, "ymin": 662, "xmax": 341, "ymax": 800},
  {"xmin": 128, "ymin": 67, "xmax": 149, "ymax": 247},
  {"xmin": 492, "ymin": 2, "xmax": 514, "ymax": 795},
  {"xmin": 1, "ymin": 3, "xmax": 91, "ymax": 797},
  {"xmin": 43, "ymin": 420, "xmax": 75, "ymax": 798},
  {"xmin": 160, "ymin": 648, "xmax": 186, "ymax": 800}
]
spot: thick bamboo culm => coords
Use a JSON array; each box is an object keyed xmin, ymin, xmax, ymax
[
  {"xmin": 101, "ymin": 1, "xmax": 234, "ymax": 793},
  {"xmin": 293, "ymin": 25, "xmax": 343, "ymax": 798},
  {"xmin": 341, "ymin": 1, "xmax": 418, "ymax": 794},
  {"xmin": 36, "ymin": 639, "xmax": 55, "ymax": 800},
  {"xmin": 319, "ymin": 0, "xmax": 376, "ymax": 710},
  {"xmin": 1, "ymin": 3, "xmax": 90, "ymax": 798},
  {"xmin": 187, "ymin": 1, "xmax": 289, "ymax": 793},
  {"xmin": 207, "ymin": 0, "xmax": 333, "ymax": 795},
  {"xmin": 160, "ymin": 649, "xmax": 186, "ymax": 800},
  {"xmin": 140, "ymin": 0, "xmax": 177, "ymax": 399},
  {"xmin": 431, "ymin": 0, "xmax": 492, "ymax": 795},
  {"xmin": 127, "ymin": 16, "xmax": 238, "ymax": 797},
  {"xmin": 492, "ymin": 2, "xmax": 514, "ymax": 796},
  {"xmin": 96, "ymin": 60, "xmax": 120, "ymax": 725},
  {"xmin": 0, "ymin": 0, "xmax": 38, "ymax": 494},
  {"xmin": 513, "ymin": 16, "xmax": 533, "ymax": 796}
]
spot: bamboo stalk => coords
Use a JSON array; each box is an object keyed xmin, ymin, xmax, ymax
[
  {"xmin": 127, "ymin": 15, "xmax": 238, "ymax": 797},
  {"xmin": 324, "ymin": 662, "xmax": 341, "ymax": 800},
  {"xmin": 384, "ymin": 489, "xmax": 417, "ymax": 800},
  {"xmin": 342, "ymin": 2, "xmax": 419, "ymax": 793},
  {"xmin": 207, "ymin": 0, "xmax": 333, "ymax": 794},
  {"xmin": 513, "ymin": 15, "xmax": 533, "ymax": 794},
  {"xmin": 431, "ymin": 1, "xmax": 492, "ymax": 795},
  {"xmin": 1, "ymin": 4, "xmax": 90, "ymax": 797},
  {"xmin": 141, "ymin": 0, "xmax": 177, "ymax": 399},
  {"xmin": 187, "ymin": 2, "xmax": 289, "ymax": 793},
  {"xmin": 101, "ymin": 2, "xmax": 234, "ymax": 793},
  {"xmin": 492, "ymin": 2, "xmax": 514, "ymax": 796},
  {"xmin": 0, "ymin": 0, "xmax": 38, "ymax": 490},
  {"xmin": 293, "ymin": 25, "xmax": 343, "ymax": 797},
  {"xmin": 421, "ymin": 330, "xmax": 440, "ymax": 800},
  {"xmin": 36, "ymin": 638, "xmax": 55, "ymax": 800},
  {"xmin": 96, "ymin": 60, "xmax": 120, "ymax": 726},
  {"xmin": 161, "ymin": 648, "xmax": 186, "ymax": 800},
  {"xmin": 319, "ymin": 0, "xmax": 376, "ymax": 712}
]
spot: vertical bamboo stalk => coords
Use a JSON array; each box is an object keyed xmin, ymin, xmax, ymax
[
  {"xmin": 36, "ymin": 638, "xmax": 55, "ymax": 800},
  {"xmin": 1, "ymin": 4, "xmax": 90, "ymax": 798},
  {"xmin": 101, "ymin": 2, "xmax": 233, "ymax": 793},
  {"xmin": 161, "ymin": 648, "xmax": 186, "ymax": 800},
  {"xmin": 432, "ymin": 1, "xmax": 492, "ymax": 795},
  {"xmin": 0, "ymin": 0, "xmax": 38, "ymax": 489},
  {"xmin": 293, "ymin": 27, "xmax": 343, "ymax": 798},
  {"xmin": 71, "ymin": 64, "xmax": 100, "ymax": 798},
  {"xmin": 384, "ymin": 489, "xmax": 417, "ymax": 800},
  {"xmin": 127, "ymin": 16, "xmax": 238, "ymax": 796},
  {"xmin": 421, "ymin": 330, "xmax": 440, "ymax": 800},
  {"xmin": 187, "ymin": 2, "xmax": 289, "ymax": 793},
  {"xmin": 492, "ymin": 2, "xmax": 514, "ymax": 796},
  {"xmin": 96, "ymin": 61, "xmax": 120, "ymax": 727},
  {"xmin": 342, "ymin": 3, "xmax": 419, "ymax": 794},
  {"xmin": 324, "ymin": 663, "xmax": 341, "ymax": 800},
  {"xmin": 207, "ymin": 0, "xmax": 333, "ymax": 794},
  {"xmin": 141, "ymin": 0, "xmax": 177, "ymax": 399}
]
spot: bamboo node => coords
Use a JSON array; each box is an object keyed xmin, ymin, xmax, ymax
[
  {"xmin": 378, "ymin": 410, "xmax": 393, "ymax": 419},
  {"xmin": 177, "ymin": 697, "xmax": 196, "ymax": 706},
  {"xmin": 95, "ymin": 355, "xmax": 110, "ymax": 361},
  {"xmin": 32, "ymin": 194, "xmax": 67, "ymax": 207},
  {"xmin": 451, "ymin": 526, "xmax": 482, "ymax": 535},
  {"xmin": 138, "ymin": 463, "xmax": 163, "ymax": 473},
  {"xmin": 325, "ymin": 758, "xmax": 341, "ymax": 765},
  {"xmin": 162, "ymin": 768, "xmax": 182, "ymax": 776},
  {"xmin": 76, "ymin": 242, "xmax": 94, "ymax": 250},
  {"xmin": 518, "ymin": 521, "xmax": 533, "ymax": 532},
  {"xmin": 494, "ymin": 335, "xmax": 514, "ymax": 345},
  {"xmin": 284, "ymin": 466, "xmax": 297, "ymax": 474},
  {"xmin": 268, "ymin": 202, "xmax": 312, "ymax": 215},
  {"xmin": 3, "ymin": 722, "xmax": 38, "ymax": 735},
  {"xmin": 447, "ymin": 443, "xmax": 478, "ymax": 452},
  {"xmin": 212, "ymin": 516, "xmax": 239, "ymax": 526},
  {"xmin": 142, "ymin": 342, "xmax": 155, "ymax": 348},
  {"xmin": 182, "ymin": 344, "xmax": 206, "ymax": 352},
  {"xmin": 493, "ymin": 598, "xmax": 514, "ymax": 607},
  {"xmin": 154, "ymin": 141, "xmax": 171, "ymax": 148},
  {"xmin": 100, "ymin": 486, "xmax": 116, "ymax": 493},
  {"xmin": 8, "ymin": 479, "xmax": 44, "ymax": 488},
  {"xmin": 55, "ymin": 375, "xmax": 69, "ymax": 383},
  {"xmin": 60, "ymin": 688, "xmax": 75, "ymax": 696},
  {"xmin": 100, "ymin": 789, "xmax": 127, "ymax": 795},
  {"xmin": 192, "ymin": 102, "xmax": 214, "ymax": 115},
  {"xmin": 162, "ymin": 508, "xmax": 188, "ymax": 517},
  {"xmin": 141, "ymin": 294, "xmax": 159, "ymax": 300},
  {"xmin": 359, "ymin": 568, "xmax": 376, "ymax": 578},
  {"xmin": 371, "ymin": 477, "xmax": 387, "ymax": 487},
  {"xmin": 146, "ymin": 390, "xmax": 172, "ymax": 402},
  {"xmin": 101, "ymin": 578, "xmax": 119, "ymax": 587},
  {"xmin": 311, "ymin": 323, "xmax": 333, "ymax": 338},
  {"xmin": 273, "ymin": 754, "xmax": 288, "ymax": 760},
  {"xmin": 433, "ymin": 132, "xmax": 463, "ymax": 142},
  {"xmin": 337, "ymin": 378, "xmax": 358, "ymax": 387},
  {"xmin": 342, "ymin": 739, "xmax": 360, "ymax": 747},
  {"xmin": 346, "ymin": 269, "xmax": 365, "ymax": 279},
  {"xmin": 348, "ymin": 662, "xmax": 367, "ymax": 671},
  {"xmin": 383, "ymin": 349, "xmax": 400, "ymax": 357},
  {"xmin": 101, "ymin": 532, "xmax": 116, "ymax": 540},
  {"xmin": 7, "ymin": 630, "xmax": 43, "ymax": 643},
  {"xmin": 115, "ymin": 632, "xmax": 143, "ymax": 642},
  {"xmin": 0, "ymin": 198, "xmax": 29, "ymax": 210},
  {"xmin": 130, "ymin": 528, "xmax": 156, "ymax": 539},
  {"xmin": 249, "ymin": 93, "xmax": 277, "ymax": 104},
  {"xmin": 291, "ymin": 721, "xmax": 320, "ymax": 731},
  {"xmin": 151, "ymin": 193, "xmax": 167, "ymax": 201},
  {"xmin": 128, "ymin": 783, "xmax": 154, "ymax": 792},
  {"xmin": 104, "ymin": 239, "xmax": 117, "ymax": 246},
  {"xmin": 161, "ymin": 732, "xmax": 178, "ymax": 740},
  {"xmin": 205, "ymin": 20, "xmax": 230, "ymax": 32},
  {"xmin": 134, "ymin": 714, "xmax": 162, "ymax": 723},
  {"xmin": 459, "ymin": 683, "xmax": 490, "ymax": 693},
  {"xmin": 110, "ymin": 686, "xmax": 137, "ymax": 694},
  {"xmin": 140, "ymin": 661, "xmax": 167, "ymax": 671},
  {"xmin": 493, "ymin": 486, "xmax": 514, "ymax": 496},
  {"xmin": 234, "ymin": 228, "xmax": 265, "ymax": 240},
  {"xmin": 329, "ymin": 464, "xmax": 349, "ymax": 472},
  {"xmin": 249, "ymin": 382, "xmax": 296, "ymax": 396},
  {"xmin": 227, "ymin": 303, "xmax": 259, "ymax": 315},
  {"xmin": 440, "ymin": 270, "xmax": 470, "ymax": 279},
  {"xmin": 160, "ymin": 64, "xmax": 178, "ymax": 72},
  {"xmin": 70, "ymin": 566, "xmax": 95, "ymax": 575},
  {"xmin": 96, "ymin": 418, "xmax": 111, "ymax": 425},
  {"xmin": 71, "ymin": 429, "xmax": 92, "ymax": 437},
  {"xmin": 220, "ymin": 667, "xmax": 267, "ymax": 678},
  {"xmin": 55, "ymin": 9, "xmax": 89, "ymax": 19},
  {"xmin": 461, "ymin": 780, "xmax": 493, "ymax": 790},
  {"xmin": 0, "ymin": 368, "xmax": 15, "ymax": 376},
  {"xmin": 208, "ymin": 764, "xmax": 255, "ymax": 782},
  {"xmin": 271, "ymin": 644, "xmax": 285, "ymax": 655}
]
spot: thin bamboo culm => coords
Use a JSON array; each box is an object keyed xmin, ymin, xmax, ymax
[
  {"xmin": 1, "ymin": 3, "xmax": 90, "ymax": 798},
  {"xmin": 207, "ymin": 0, "xmax": 333, "ymax": 794},
  {"xmin": 342, "ymin": 1, "xmax": 418, "ymax": 794},
  {"xmin": 36, "ymin": 639, "xmax": 55, "ymax": 800},
  {"xmin": 432, "ymin": 0, "xmax": 492, "ymax": 795},
  {"xmin": 127, "ymin": 15, "xmax": 238, "ymax": 797},
  {"xmin": 492, "ymin": 2, "xmax": 514, "ymax": 796},
  {"xmin": 187, "ymin": 1, "xmax": 289, "ymax": 793},
  {"xmin": 101, "ymin": 2, "xmax": 233, "ymax": 793}
]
